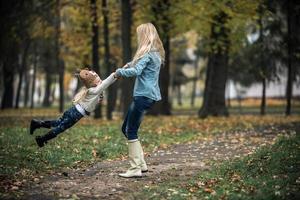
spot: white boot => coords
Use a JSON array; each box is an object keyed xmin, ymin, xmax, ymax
[
  {"xmin": 119, "ymin": 140, "xmax": 142, "ymax": 178},
  {"xmin": 138, "ymin": 141, "xmax": 148, "ymax": 173}
]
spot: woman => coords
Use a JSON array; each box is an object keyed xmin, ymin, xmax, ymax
[{"xmin": 115, "ymin": 23, "xmax": 164, "ymax": 178}]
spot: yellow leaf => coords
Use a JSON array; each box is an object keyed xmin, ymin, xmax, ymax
[{"xmin": 92, "ymin": 149, "xmax": 97, "ymax": 157}]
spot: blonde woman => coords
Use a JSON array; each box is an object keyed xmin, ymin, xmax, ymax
[
  {"xmin": 29, "ymin": 69, "xmax": 117, "ymax": 147},
  {"xmin": 115, "ymin": 23, "xmax": 165, "ymax": 178}
]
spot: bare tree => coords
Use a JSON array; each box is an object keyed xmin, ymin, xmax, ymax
[
  {"xmin": 120, "ymin": 0, "xmax": 133, "ymax": 117},
  {"xmin": 90, "ymin": 0, "xmax": 102, "ymax": 118}
]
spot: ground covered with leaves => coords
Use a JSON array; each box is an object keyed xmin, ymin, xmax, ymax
[
  {"xmin": 0, "ymin": 108, "xmax": 299, "ymax": 199},
  {"xmin": 136, "ymin": 133, "xmax": 300, "ymax": 200}
]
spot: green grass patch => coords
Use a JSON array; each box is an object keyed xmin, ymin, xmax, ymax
[
  {"xmin": 0, "ymin": 120, "xmax": 199, "ymax": 181},
  {"xmin": 138, "ymin": 134, "xmax": 300, "ymax": 200},
  {"xmin": 0, "ymin": 114, "xmax": 299, "ymax": 190}
]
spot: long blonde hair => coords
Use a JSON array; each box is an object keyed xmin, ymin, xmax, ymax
[
  {"xmin": 132, "ymin": 23, "xmax": 165, "ymax": 65},
  {"xmin": 72, "ymin": 87, "xmax": 88, "ymax": 104}
]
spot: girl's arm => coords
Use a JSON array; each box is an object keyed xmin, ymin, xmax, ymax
[
  {"xmin": 116, "ymin": 54, "xmax": 150, "ymax": 77},
  {"xmin": 89, "ymin": 73, "xmax": 117, "ymax": 94}
]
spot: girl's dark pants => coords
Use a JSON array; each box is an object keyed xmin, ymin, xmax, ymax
[
  {"xmin": 46, "ymin": 106, "xmax": 83, "ymax": 137},
  {"xmin": 122, "ymin": 96, "xmax": 155, "ymax": 140}
]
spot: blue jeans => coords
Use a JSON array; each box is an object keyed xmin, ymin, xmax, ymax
[
  {"xmin": 122, "ymin": 96, "xmax": 155, "ymax": 140},
  {"xmin": 48, "ymin": 106, "xmax": 83, "ymax": 136}
]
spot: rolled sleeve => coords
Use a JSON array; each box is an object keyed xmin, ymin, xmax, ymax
[{"xmin": 89, "ymin": 73, "xmax": 117, "ymax": 94}]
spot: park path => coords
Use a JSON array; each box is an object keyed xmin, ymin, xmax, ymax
[{"xmin": 21, "ymin": 128, "xmax": 280, "ymax": 200}]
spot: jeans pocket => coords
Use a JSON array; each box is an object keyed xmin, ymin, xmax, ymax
[{"xmin": 134, "ymin": 96, "xmax": 151, "ymax": 109}]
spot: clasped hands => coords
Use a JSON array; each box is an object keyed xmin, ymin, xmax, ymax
[{"xmin": 113, "ymin": 62, "xmax": 130, "ymax": 79}]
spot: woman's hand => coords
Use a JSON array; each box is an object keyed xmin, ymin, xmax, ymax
[{"xmin": 122, "ymin": 62, "xmax": 130, "ymax": 68}]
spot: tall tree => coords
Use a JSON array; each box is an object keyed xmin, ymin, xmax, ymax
[
  {"xmin": 198, "ymin": 12, "xmax": 230, "ymax": 118},
  {"xmin": 120, "ymin": 0, "xmax": 133, "ymax": 117},
  {"xmin": 0, "ymin": 1, "xmax": 31, "ymax": 109},
  {"xmin": 258, "ymin": 3, "xmax": 266, "ymax": 115},
  {"xmin": 148, "ymin": 0, "xmax": 171, "ymax": 115},
  {"xmin": 1, "ymin": 47, "xmax": 18, "ymax": 109},
  {"xmin": 42, "ymin": 39, "xmax": 55, "ymax": 107},
  {"xmin": 15, "ymin": 40, "xmax": 30, "ymax": 108},
  {"xmin": 23, "ymin": 67, "xmax": 30, "ymax": 107},
  {"xmin": 43, "ymin": 69, "xmax": 53, "ymax": 107},
  {"xmin": 30, "ymin": 44, "xmax": 38, "ymax": 109},
  {"xmin": 55, "ymin": 0, "xmax": 64, "ymax": 113},
  {"xmin": 191, "ymin": 55, "xmax": 199, "ymax": 107},
  {"xmin": 285, "ymin": 0, "xmax": 292, "ymax": 116},
  {"xmin": 90, "ymin": 0, "xmax": 102, "ymax": 118},
  {"xmin": 285, "ymin": 0, "xmax": 300, "ymax": 115},
  {"xmin": 1, "ymin": 1, "xmax": 55, "ymax": 109},
  {"xmin": 102, "ymin": 0, "xmax": 116, "ymax": 120}
]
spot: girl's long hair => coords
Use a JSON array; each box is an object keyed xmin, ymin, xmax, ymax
[
  {"xmin": 132, "ymin": 23, "xmax": 165, "ymax": 65},
  {"xmin": 72, "ymin": 70, "xmax": 89, "ymax": 104},
  {"xmin": 72, "ymin": 87, "xmax": 88, "ymax": 104}
]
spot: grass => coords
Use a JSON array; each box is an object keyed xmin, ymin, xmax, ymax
[
  {"xmin": 172, "ymin": 98, "xmax": 300, "ymax": 115},
  {"xmin": 137, "ymin": 134, "xmax": 300, "ymax": 200},
  {"xmin": 0, "ymin": 125, "xmax": 125, "ymax": 177},
  {"xmin": 0, "ymin": 117, "xmax": 200, "ymax": 181},
  {"xmin": 0, "ymin": 108, "xmax": 299, "ymax": 194}
]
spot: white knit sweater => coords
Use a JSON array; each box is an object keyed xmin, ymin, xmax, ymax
[{"xmin": 78, "ymin": 73, "xmax": 116, "ymax": 113}]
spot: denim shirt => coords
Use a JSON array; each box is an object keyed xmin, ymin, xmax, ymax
[{"xmin": 116, "ymin": 51, "xmax": 162, "ymax": 101}]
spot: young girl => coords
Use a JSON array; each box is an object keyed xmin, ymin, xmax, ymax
[
  {"xmin": 115, "ymin": 23, "xmax": 165, "ymax": 178},
  {"xmin": 30, "ymin": 69, "xmax": 117, "ymax": 147}
]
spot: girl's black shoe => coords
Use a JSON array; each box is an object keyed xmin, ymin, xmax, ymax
[
  {"xmin": 30, "ymin": 119, "xmax": 51, "ymax": 135},
  {"xmin": 35, "ymin": 131, "xmax": 57, "ymax": 147}
]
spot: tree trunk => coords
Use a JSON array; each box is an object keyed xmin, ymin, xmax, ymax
[
  {"xmin": 120, "ymin": 0, "xmax": 133, "ymax": 118},
  {"xmin": 177, "ymin": 84, "xmax": 182, "ymax": 106},
  {"xmin": 258, "ymin": 4, "xmax": 266, "ymax": 116},
  {"xmin": 15, "ymin": 67, "xmax": 24, "ymax": 109},
  {"xmin": 56, "ymin": 0, "xmax": 64, "ymax": 113},
  {"xmin": 260, "ymin": 77, "xmax": 266, "ymax": 115},
  {"xmin": 37, "ymin": 84, "xmax": 42, "ymax": 105},
  {"xmin": 24, "ymin": 70, "xmax": 30, "ymax": 107},
  {"xmin": 51, "ymin": 76, "xmax": 57, "ymax": 104},
  {"xmin": 24, "ymin": 42, "xmax": 32, "ymax": 107},
  {"xmin": 148, "ymin": 0, "xmax": 171, "ymax": 115},
  {"xmin": 90, "ymin": 0, "xmax": 102, "ymax": 118},
  {"xmin": 226, "ymin": 81, "xmax": 231, "ymax": 108},
  {"xmin": 30, "ymin": 46, "xmax": 37, "ymax": 109},
  {"xmin": 198, "ymin": 12, "xmax": 229, "ymax": 118},
  {"xmin": 43, "ymin": 72, "xmax": 52, "ymax": 107},
  {"xmin": 160, "ymin": 33, "xmax": 171, "ymax": 114},
  {"xmin": 191, "ymin": 56, "xmax": 198, "ymax": 107},
  {"xmin": 15, "ymin": 41, "xmax": 30, "ymax": 108},
  {"xmin": 1, "ymin": 53, "xmax": 16, "ymax": 109},
  {"xmin": 285, "ymin": 0, "xmax": 293, "ymax": 116},
  {"xmin": 103, "ymin": 0, "xmax": 115, "ymax": 120}
]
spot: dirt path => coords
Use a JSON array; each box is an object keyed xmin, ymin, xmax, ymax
[{"xmin": 16, "ymin": 128, "xmax": 283, "ymax": 200}]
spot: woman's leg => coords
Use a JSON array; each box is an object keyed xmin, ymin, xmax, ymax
[
  {"xmin": 119, "ymin": 97, "xmax": 155, "ymax": 177},
  {"xmin": 121, "ymin": 103, "xmax": 133, "ymax": 139},
  {"xmin": 126, "ymin": 97, "xmax": 154, "ymax": 140}
]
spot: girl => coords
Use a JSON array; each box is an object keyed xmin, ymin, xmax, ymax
[
  {"xmin": 30, "ymin": 69, "xmax": 117, "ymax": 147},
  {"xmin": 115, "ymin": 23, "xmax": 165, "ymax": 178}
]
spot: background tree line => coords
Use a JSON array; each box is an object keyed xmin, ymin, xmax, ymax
[{"xmin": 0, "ymin": 0, "xmax": 299, "ymax": 119}]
